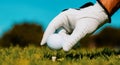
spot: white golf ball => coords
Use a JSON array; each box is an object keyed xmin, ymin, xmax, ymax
[{"xmin": 47, "ymin": 34, "xmax": 63, "ymax": 50}]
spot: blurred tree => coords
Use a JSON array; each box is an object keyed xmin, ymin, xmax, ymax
[
  {"xmin": 80, "ymin": 27, "xmax": 120, "ymax": 48},
  {"xmin": 0, "ymin": 23, "xmax": 44, "ymax": 47},
  {"xmin": 94, "ymin": 27, "xmax": 120, "ymax": 48}
]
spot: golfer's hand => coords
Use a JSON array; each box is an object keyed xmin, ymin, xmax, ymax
[{"xmin": 41, "ymin": 2, "xmax": 110, "ymax": 51}]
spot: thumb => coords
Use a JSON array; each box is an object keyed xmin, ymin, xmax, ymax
[
  {"xmin": 40, "ymin": 19, "xmax": 63, "ymax": 45},
  {"xmin": 41, "ymin": 12, "xmax": 68, "ymax": 45}
]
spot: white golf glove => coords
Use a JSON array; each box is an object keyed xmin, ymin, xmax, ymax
[{"xmin": 41, "ymin": 1, "xmax": 110, "ymax": 51}]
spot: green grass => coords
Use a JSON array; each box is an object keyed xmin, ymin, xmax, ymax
[{"xmin": 0, "ymin": 45, "xmax": 120, "ymax": 65}]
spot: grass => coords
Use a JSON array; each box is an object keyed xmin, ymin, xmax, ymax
[{"xmin": 0, "ymin": 45, "xmax": 120, "ymax": 65}]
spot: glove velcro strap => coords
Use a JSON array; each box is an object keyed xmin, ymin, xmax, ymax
[
  {"xmin": 97, "ymin": 0, "xmax": 111, "ymax": 23},
  {"xmin": 80, "ymin": 2, "xmax": 94, "ymax": 8},
  {"xmin": 62, "ymin": 2, "xmax": 94, "ymax": 11}
]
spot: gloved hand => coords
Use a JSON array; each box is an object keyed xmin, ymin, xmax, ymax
[{"xmin": 41, "ymin": 2, "xmax": 110, "ymax": 51}]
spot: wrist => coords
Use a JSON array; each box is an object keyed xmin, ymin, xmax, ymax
[
  {"xmin": 96, "ymin": 0, "xmax": 111, "ymax": 23},
  {"xmin": 99, "ymin": 0, "xmax": 120, "ymax": 16}
]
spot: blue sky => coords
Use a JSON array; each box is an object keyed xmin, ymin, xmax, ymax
[{"xmin": 0, "ymin": 0, "xmax": 120, "ymax": 37}]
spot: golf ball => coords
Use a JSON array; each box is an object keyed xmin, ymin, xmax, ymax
[{"xmin": 47, "ymin": 34, "xmax": 63, "ymax": 50}]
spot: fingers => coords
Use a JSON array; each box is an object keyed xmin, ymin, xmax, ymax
[
  {"xmin": 40, "ymin": 12, "xmax": 68, "ymax": 45},
  {"xmin": 62, "ymin": 23, "xmax": 83, "ymax": 51},
  {"xmin": 63, "ymin": 18, "xmax": 100, "ymax": 51}
]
